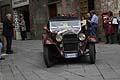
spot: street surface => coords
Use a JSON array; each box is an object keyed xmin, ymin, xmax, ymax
[{"xmin": 0, "ymin": 40, "xmax": 120, "ymax": 80}]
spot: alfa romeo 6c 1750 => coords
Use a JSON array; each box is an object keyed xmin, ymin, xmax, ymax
[{"xmin": 42, "ymin": 16, "xmax": 96, "ymax": 67}]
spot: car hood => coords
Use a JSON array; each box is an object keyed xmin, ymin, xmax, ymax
[{"xmin": 49, "ymin": 20, "xmax": 81, "ymax": 34}]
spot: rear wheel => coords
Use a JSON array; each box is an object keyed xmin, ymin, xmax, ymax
[
  {"xmin": 89, "ymin": 43, "xmax": 96, "ymax": 64},
  {"xmin": 43, "ymin": 46, "xmax": 54, "ymax": 67}
]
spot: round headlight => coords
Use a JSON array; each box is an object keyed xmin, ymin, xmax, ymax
[
  {"xmin": 56, "ymin": 34, "xmax": 63, "ymax": 42},
  {"xmin": 79, "ymin": 33, "xmax": 86, "ymax": 41}
]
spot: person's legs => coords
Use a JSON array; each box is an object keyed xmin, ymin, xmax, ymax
[
  {"xmin": 0, "ymin": 47, "xmax": 5, "ymax": 60},
  {"xmin": 24, "ymin": 31, "xmax": 27, "ymax": 40},
  {"xmin": 91, "ymin": 24, "xmax": 97, "ymax": 36},
  {"xmin": 110, "ymin": 34, "xmax": 114, "ymax": 44},
  {"xmin": 21, "ymin": 31, "xmax": 25, "ymax": 40},
  {"xmin": 105, "ymin": 34, "xmax": 109, "ymax": 43},
  {"xmin": 22, "ymin": 31, "xmax": 26, "ymax": 40},
  {"xmin": 117, "ymin": 32, "xmax": 120, "ymax": 44},
  {"xmin": 89, "ymin": 27, "xmax": 96, "ymax": 36},
  {"xmin": 6, "ymin": 36, "xmax": 13, "ymax": 54},
  {"xmin": 20, "ymin": 31, "xmax": 23, "ymax": 40},
  {"xmin": 2, "ymin": 36, "xmax": 7, "ymax": 52}
]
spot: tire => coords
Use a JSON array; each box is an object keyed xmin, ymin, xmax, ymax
[
  {"xmin": 89, "ymin": 43, "xmax": 96, "ymax": 64},
  {"xmin": 43, "ymin": 46, "xmax": 54, "ymax": 67}
]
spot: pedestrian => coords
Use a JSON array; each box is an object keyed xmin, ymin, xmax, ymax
[
  {"xmin": 112, "ymin": 16, "xmax": 119, "ymax": 43},
  {"xmin": 0, "ymin": 38, "xmax": 4, "ymax": 60},
  {"xmin": 86, "ymin": 13, "xmax": 92, "ymax": 35},
  {"xmin": 117, "ymin": 11, "xmax": 120, "ymax": 44},
  {"xmin": 19, "ymin": 14, "xmax": 27, "ymax": 40},
  {"xmin": 104, "ymin": 11, "xmax": 115, "ymax": 44},
  {"xmin": 81, "ymin": 16, "xmax": 87, "ymax": 33},
  {"xmin": 0, "ymin": 38, "xmax": 8, "ymax": 60},
  {"xmin": 88, "ymin": 10, "xmax": 99, "ymax": 37},
  {"xmin": 3, "ymin": 13, "xmax": 14, "ymax": 54},
  {"xmin": 112, "ymin": 17, "xmax": 119, "ymax": 32}
]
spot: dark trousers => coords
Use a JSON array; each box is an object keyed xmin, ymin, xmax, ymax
[
  {"xmin": 117, "ymin": 33, "xmax": 120, "ymax": 43},
  {"xmin": 21, "ymin": 31, "xmax": 26, "ymax": 40},
  {"xmin": 5, "ymin": 35, "xmax": 12, "ymax": 52},
  {"xmin": 106, "ymin": 34, "xmax": 114, "ymax": 44}
]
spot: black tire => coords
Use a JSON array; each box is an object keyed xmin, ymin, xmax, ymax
[
  {"xmin": 89, "ymin": 43, "xmax": 96, "ymax": 64},
  {"xmin": 43, "ymin": 46, "xmax": 54, "ymax": 67}
]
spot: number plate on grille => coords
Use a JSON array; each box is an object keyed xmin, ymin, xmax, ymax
[{"xmin": 65, "ymin": 53, "xmax": 78, "ymax": 58}]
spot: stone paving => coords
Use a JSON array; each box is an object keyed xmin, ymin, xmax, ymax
[{"xmin": 0, "ymin": 40, "xmax": 120, "ymax": 80}]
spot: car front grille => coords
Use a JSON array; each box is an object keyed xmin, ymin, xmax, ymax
[
  {"xmin": 63, "ymin": 43, "xmax": 78, "ymax": 51},
  {"xmin": 63, "ymin": 34, "xmax": 78, "ymax": 51}
]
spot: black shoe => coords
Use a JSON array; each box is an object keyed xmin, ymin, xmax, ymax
[
  {"xmin": 6, "ymin": 51, "xmax": 13, "ymax": 54},
  {"xmin": 111, "ymin": 42, "xmax": 113, "ymax": 44},
  {"xmin": 6, "ymin": 52, "xmax": 13, "ymax": 54},
  {"xmin": 9, "ymin": 50, "xmax": 13, "ymax": 53},
  {"xmin": 105, "ymin": 42, "xmax": 109, "ymax": 44},
  {"xmin": 6, "ymin": 50, "xmax": 13, "ymax": 54},
  {"xmin": 0, "ymin": 57, "xmax": 5, "ymax": 60}
]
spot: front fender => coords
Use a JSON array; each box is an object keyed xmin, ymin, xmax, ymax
[
  {"xmin": 42, "ymin": 34, "xmax": 56, "ymax": 45},
  {"xmin": 88, "ymin": 36, "xmax": 97, "ymax": 43}
]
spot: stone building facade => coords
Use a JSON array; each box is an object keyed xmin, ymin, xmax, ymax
[
  {"xmin": 1, "ymin": 0, "xmax": 120, "ymax": 40},
  {"xmin": 0, "ymin": 0, "xmax": 12, "ymax": 21},
  {"xmin": 94, "ymin": 0, "xmax": 120, "ymax": 41},
  {"xmin": 95, "ymin": 0, "xmax": 120, "ymax": 16},
  {"xmin": 29, "ymin": 0, "xmax": 48, "ymax": 39},
  {"xmin": 29, "ymin": 0, "xmax": 81, "ymax": 39}
]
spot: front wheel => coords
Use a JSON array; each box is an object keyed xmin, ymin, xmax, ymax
[
  {"xmin": 89, "ymin": 43, "xmax": 96, "ymax": 64},
  {"xmin": 43, "ymin": 46, "xmax": 54, "ymax": 67}
]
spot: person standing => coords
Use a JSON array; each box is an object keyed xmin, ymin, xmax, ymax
[
  {"xmin": 0, "ymin": 38, "xmax": 4, "ymax": 60},
  {"xmin": 3, "ymin": 14, "xmax": 14, "ymax": 54},
  {"xmin": 88, "ymin": 10, "xmax": 99, "ymax": 37},
  {"xmin": 81, "ymin": 16, "xmax": 87, "ymax": 33},
  {"xmin": 104, "ymin": 11, "xmax": 115, "ymax": 44},
  {"xmin": 0, "ymin": 38, "xmax": 8, "ymax": 60},
  {"xmin": 112, "ymin": 16, "xmax": 119, "ymax": 43},
  {"xmin": 117, "ymin": 11, "xmax": 120, "ymax": 44},
  {"xmin": 19, "ymin": 14, "xmax": 27, "ymax": 40},
  {"xmin": 103, "ymin": 14, "xmax": 110, "ymax": 43},
  {"xmin": 86, "ymin": 13, "xmax": 92, "ymax": 35}
]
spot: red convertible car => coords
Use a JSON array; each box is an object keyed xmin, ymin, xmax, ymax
[{"xmin": 42, "ymin": 16, "xmax": 96, "ymax": 67}]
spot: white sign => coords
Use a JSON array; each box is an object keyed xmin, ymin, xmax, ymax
[{"xmin": 12, "ymin": 0, "xmax": 29, "ymax": 8}]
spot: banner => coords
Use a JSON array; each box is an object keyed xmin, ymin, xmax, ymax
[{"xmin": 12, "ymin": 0, "xmax": 29, "ymax": 8}]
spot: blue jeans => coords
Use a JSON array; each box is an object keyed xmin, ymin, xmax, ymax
[{"xmin": 89, "ymin": 24, "xmax": 97, "ymax": 36}]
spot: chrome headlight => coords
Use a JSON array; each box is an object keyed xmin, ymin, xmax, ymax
[
  {"xmin": 56, "ymin": 34, "xmax": 63, "ymax": 42},
  {"xmin": 79, "ymin": 33, "xmax": 86, "ymax": 41}
]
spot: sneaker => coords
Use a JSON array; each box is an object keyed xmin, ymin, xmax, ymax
[{"xmin": 1, "ymin": 54, "xmax": 8, "ymax": 57}]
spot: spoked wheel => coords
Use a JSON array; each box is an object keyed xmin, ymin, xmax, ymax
[
  {"xmin": 43, "ymin": 46, "xmax": 54, "ymax": 67},
  {"xmin": 89, "ymin": 43, "xmax": 96, "ymax": 64}
]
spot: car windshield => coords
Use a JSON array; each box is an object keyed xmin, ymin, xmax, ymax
[{"xmin": 49, "ymin": 20, "xmax": 81, "ymax": 34}]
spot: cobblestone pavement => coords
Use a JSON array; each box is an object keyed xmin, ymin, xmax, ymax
[{"xmin": 0, "ymin": 40, "xmax": 120, "ymax": 80}]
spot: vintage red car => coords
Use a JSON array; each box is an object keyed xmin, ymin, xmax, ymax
[{"xmin": 42, "ymin": 16, "xmax": 96, "ymax": 67}]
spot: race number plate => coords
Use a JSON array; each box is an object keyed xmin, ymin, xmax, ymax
[{"xmin": 65, "ymin": 53, "xmax": 78, "ymax": 58}]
